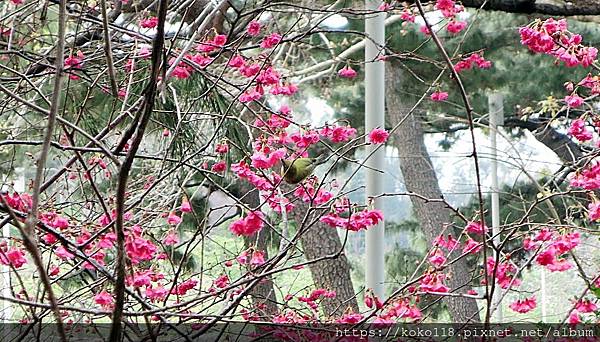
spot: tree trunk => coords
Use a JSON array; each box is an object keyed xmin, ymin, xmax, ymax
[
  {"xmin": 238, "ymin": 183, "xmax": 279, "ymax": 318},
  {"xmin": 286, "ymin": 185, "xmax": 360, "ymax": 318},
  {"xmin": 386, "ymin": 63, "xmax": 481, "ymax": 322}
]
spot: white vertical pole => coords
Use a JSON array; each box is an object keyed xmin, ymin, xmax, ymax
[
  {"xmin": 365, "ymin": 0, "xmax": 385, "ymax": 300},
  {"xmin": 1, "ymin": 223, "xmax": 9, "ymax": 322},
  {"xmin": 540, "ymin": 268, "xmax": 546, "ymax": 322},
  {"xmin": 488, "ymin": 93, "xmax": 503, "ymax": 322}
]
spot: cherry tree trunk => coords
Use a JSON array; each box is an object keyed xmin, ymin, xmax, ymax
[
  {"xmin": 288, "ymin": 191, "xmax": 360, "ymax": 318},
  {"xmin": 386, "ymin": 63, "xmax": 481, "ymax": 322},
  {"xmin": 239, "ymin": 183, "xmax": 279, "ymax": 317}
]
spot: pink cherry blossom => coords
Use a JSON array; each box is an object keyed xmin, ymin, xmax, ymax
[
  {"xmin": 465, "ymin": 221, "xmax": 487, "ymax": 235},
  {"xmin": 250, "ymin": 250, "xmax": 265, "ymax": 266},
  {"xmin": 568, "ymin": 311, "xmax": 581, "ymax": 325},
  {"xmin": 520, "ymin": 18, "xmax": 597, "ymax": 68},
  {"xmin": 290, "ymin": 130, "xmax": 320, "ymax": 148},
  {"xmin": 430, "ymin": 91, "xmax": 449, "ymax": 102},
  {"xmin": 215, "ymin": 143, "xmax": 229, "ymax": 154},
  {"xmin": 213, "ymin": 34, "xmax": 227, "ymax": 47},
  {"xmin": 172, "ymin": 279, "xmax": 198, "ymax": 296},
  {"xmin": 256, "ymin": 67, "xmax": 281, "ymax": 85},
  {"xmin": 378, "ymin": 2, "xmax": 391, "ymax": 11},
  {"xmin": 575, "ymin": 299, "xmax": 598, "ymax": 313},
  {"xmin": 229, "ymin": 211, "xmax": 265, "ymax": 236},
  {"xmin": 565, "ymin": 95, "xmax": 584, "ymax": 108},
  {"xmin": 97, "ymin": 233, "xmax": 116, "ymax": 248},
  {"xmin": 228, "ymin": 55, "xmax": 245, "ymax": 68},
  {"xmin": 180, "ymin": 199, "xmax": 192, "ymax": 213},
  {"xmin": 454, "ymin": 53, "xmax": 492, "ymax": 73},
  {"xmin": 419, "ymin": 273, "xmax": 450, "ymax": 293},
  {"xmin": 462, "ymin": 238, "xmax": 482, "ymax": 254},
  {"xmin": 240, "ymin": 63, "xmax": 261, "ymax": 77},
  {"xmin": 294, "ymin": 179, "xmax": 333, "ymax": 205},
  {"xmin": 64, "ymin": 51, "xmax": 84, "ymax": 80},
  {"xmin": 167, "ymin": 212, "xmax": 182, "ymax": 225},
  {"xmin": 162, "ymin": 230, "xmax": 179, "ymax": 246},
  {"xmin": 447, "ymin": 20, "xmax": 467, "ymax": 34},
  {"xmin": 265, "ymin": 194, "xmax": 294, "ymax": 213},
  {"xmin": 131, "ymin": 271, "xmax": 152, "ymax": 288},
  {"xmin": 319, "ymin": 125, "xmax": 357, "ymax": 143},
  {"xmin": 239, "ymin": 87, "xmax": 263, "ymax": 103},
  {"xmin": 0, "ymin": 247, "xmax": 27, "ymax": 268},
  {"xmin": 588, "ymin": 201, "xmax": 600, "ymax": 221},
  {"xmin": 251, "ymin": 147, "xmax": 286, "ymax": 169},
  {"xmin": 247, "ymin": 20, "xmax": 261, "ymax": 36},
  {"xmin": 428, "ymin": 250, "xmax": 447, "ymax": 267},
  {"xmin": 214, "ymin": 274, "xmax": 229, "ymax": 288},
  {"xmin": 568, "ymin": 118, "xmax": 592, "ymax": 141},
  {"xmin": 197, "ymin": 34, "xmax": 227, "ymax": 53},
  {"xmin": 1, "ymin": 191, "xmax": 32, "ymax": 212},
  {"xmin": 211, "ymin": 161, "xmax": 227, "ymax": 173},
  {"xmin": 55, "ymin": 246, "xmax": 75, "ymax": 260},
  {"xmin": 368, "ymin": 128, "xmax": 389, "ymax": 144},
  {"xmin": 146, "ymin": 285, "xmax": 168, "ymax": 302},
  {"xmin": 236, "ymin": 250, "xmax": 250, "ymax": 264},
  {"xmin": 94, "ymin": 291, "xmax": 114, "ymax": 308},
  {"xmin": 125, "ymin": 234, "xmax": 157, "ymax": 264},
  {"xmin": 546, "ymin": 258, "xmax": 573, "ymax": 272},
  {"xmin": 270, "ymin": 82, "xmax": 298, "ymax": 96},
  {"xmin": 400, "ymin": 10, "xmax": 415, "ymax": 22},
  {"xmin": 320, "ymin": 209, "xmax": 383, "ymax": 232},
  {"xmin": 231, "ymin": 161, "xmax": 280, "ymax": 191},
  {"xmin": 486, "ymin": 257, "xmax": 521, "ymax": 289},
  {"xmin": 522, "ymin": 237, "xmax": 539, "ymax": 251},
  {"xmin": 260, "ymin": 33, "xmax": 282, "ymax": 49},
  {"xmin": 536, "ymin": 246, "xmax": 557, "ymax": 266},
  {"xmin": 533, "ymin": 228, "xmax": 553, "ymax": 241},
  {"xmin": 509, "ymin": 296, "xmax": 537, "ymax": 313},
  {"xmin": 434, "ymin": 234, "xmax": 459, "ymax": 251},
  {"xmin": 49, "ymin": 265, "xmax": 60, "ymax": 277},
  {"xmin": 140, "ymin": 17, "xmax": 158, "ymax": 28},
  {"xmin": 570, "ymin": 163, "xmax": 600, "ymax": 190},
  {"xmin": 337, "ymin": 66, "xmax": 357, "ymax": 79},
  {"xmin": 336, "ymin": 312, "xmax": 363, "ymax": 324}
]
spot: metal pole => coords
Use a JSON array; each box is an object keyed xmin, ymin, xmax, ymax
[
  {"xmin": 365, "ymin": 0, "xmax": 385, "ymax": 300},
  {"xmin": 488, "ymin": 93, "xmax": 503, "ymax": 322}
]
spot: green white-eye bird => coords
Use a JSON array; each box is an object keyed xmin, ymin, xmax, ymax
[{"xmin": 281, "ymin": 155, "xmax": 328, "ymax": 184}]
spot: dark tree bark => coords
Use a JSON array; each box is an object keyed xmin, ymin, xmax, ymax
[
  {"xmin": 286, "ymin": 186, "xmax": 360, "ymax": 318},
  {"xmin": 387, "ymin": 63, "xmax": 481, "ymax": 322},
  {"xmin": 406, "ymin": 0, "xmax": 600, "ymax": 16},
  {"xmin": 503, "ymin": 118, "xmax": 583, "ymax": 164},
  {"xmin": 238, "ymin": 183, "xmax": 279, "ymax": 318}
]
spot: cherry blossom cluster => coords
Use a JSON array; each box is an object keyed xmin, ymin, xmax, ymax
[
  {"xmin": 524, "ymin": 228, "xmax": 579, "ymax": 272},
  {"xmin": 569, "ymin": 298, "xmax": 599, "ymax": 324},
  {"xmin": 570, "ymin": 162, "xmax": 600, "ymax": 222},
  {"xmin": 1, "ymin": 185, "xmax": 214, "ymax": 307},
  {"xmin": 453, "ymin": 53, "xmax": 492, "ymax": 73},
  {"xmin": 229, "ymin": 211, "xmax": 265, "ymax": 237},
  {"xmin": 509, "ymin": 296, "xmax": 536, "ymax": 313},
  {"xmin": 485, "ymin": 256, "xmax": 521, "ymax": 289},
  {"xmin": 64, "ymin": 51, "xmax": 85, "ymax": 80},
  {"xmin": 434, "ymin": 0, "xmax": 467, "ymax": 34},
  {"xmin": 519, "ymin": 18, "xmax": 597, "ymax": 68},
  {"xmin": 320, "ymin": 207, "xmax": 383, "ymax": 231}
]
